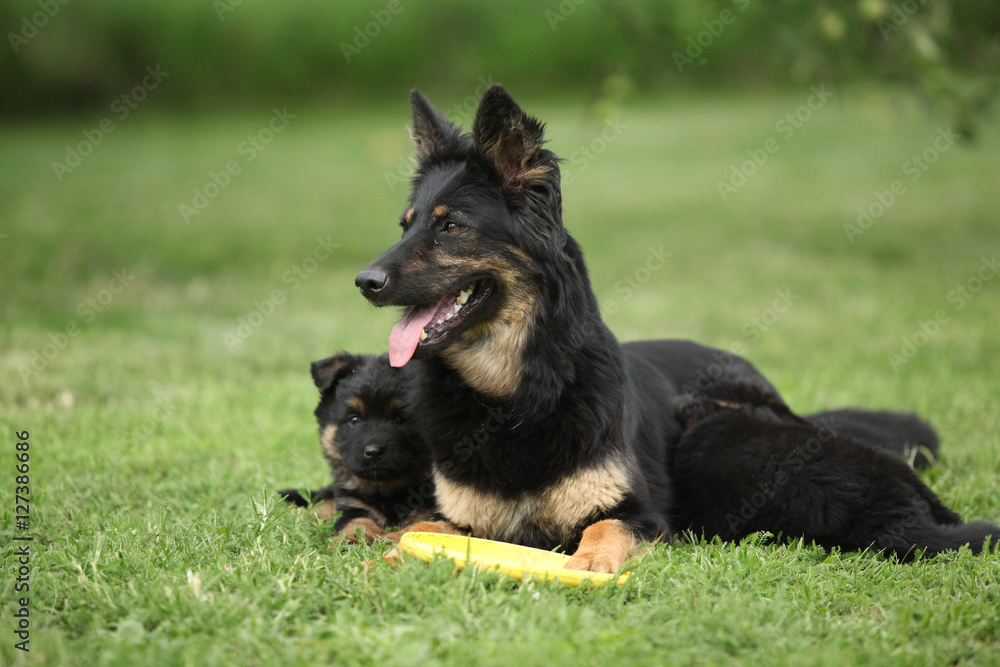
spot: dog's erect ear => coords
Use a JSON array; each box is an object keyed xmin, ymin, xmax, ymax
[
  {"xmin": 410, "ymin": 89, "xmax": 462, "ymax": 162},
  {"xmin": 310, "ymin": 353, "xmax": 356, "ymax": 393},
  {"xmin": 472, "ymin": 85, "xmax": 551, "ymax": 191}
]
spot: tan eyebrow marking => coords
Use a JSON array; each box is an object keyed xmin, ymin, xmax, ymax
[
  {"xmin": 433, "ymin": 205, "xmax": 449, "ymax": 220},
  {"xmin": 404, "ymin": 208, "xmax": 415, "ymax": 224},
  {"xmin": 346, "ymin": 396, "xmax": 365, "ymax": 415}
]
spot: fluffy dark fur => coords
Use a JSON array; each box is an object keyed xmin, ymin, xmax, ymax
[
  {"xmin": 672, "ymin": 381, "xmax": 998, "ymax": 559},
  {"xmin": 279, "ymin": 353, "xmax": 434, "ymax": 542},
  {"xmin": 353, "ymin": 85, "xmax": 996, "ymax": 570},
  {"xmin": 805, "ymin": 408, "xmax": 939, "ymax": 469}
]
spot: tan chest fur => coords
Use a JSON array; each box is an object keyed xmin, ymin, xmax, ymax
[{"xmin": 433, "ymin": 455, "xmax": 631, "ymax": 544}]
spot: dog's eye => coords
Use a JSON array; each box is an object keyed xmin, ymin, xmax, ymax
[
  {"xmin": 444, "ymin": 222, "xmax": 464, "ymax": 233},
  {"xmin": 346, "ymin": 415, "xmax": 361, "ymax": 425},
  {"xmin": 395, "ymin": 415, "xmax": 406, "ymax": 425}
]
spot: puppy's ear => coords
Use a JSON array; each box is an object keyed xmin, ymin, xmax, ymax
[
  {"xmin": 410, "ymin": 89, "xmax": 462, "ymax": 162},
  {"xmin": 472, "ymin": 85, "xmax": 552, "ymax": 191},
  {"xmin": 310, "ymin": 353, "xmax": 356, "ymax": 393}
]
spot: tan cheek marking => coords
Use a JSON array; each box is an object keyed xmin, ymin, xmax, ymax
[
  {"xmin": 320, "ymin": 425, "xmax": 340, "ymax": 461},
  {"xmin": 440, "ymin": 264, "xmax": 539, "ymax": 399}
]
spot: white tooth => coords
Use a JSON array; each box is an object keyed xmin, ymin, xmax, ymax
[
  {"xmin": 420, "ymin": 330, "xmax": 428, "ymax": 341},
  {"xmin": 457, "ymin": 290, "xmax": 470, "ymax": 305},
  {"xmin": 444, "ymin": 312, "xmax": 454, "ymax": 321},
  {"xmin": 452, "ymin": 303, "xmax": 462, "ymax": 313}
]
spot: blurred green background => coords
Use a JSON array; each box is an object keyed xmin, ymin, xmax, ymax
[
  {"xmin": 4, "ymin": 3, "xmax": 1000, "ymax": 665},
  {"xmin": 3, "ymin": 0, "xmax": 998, "ymax": 126}
]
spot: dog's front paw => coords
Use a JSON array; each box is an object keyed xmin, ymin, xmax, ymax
[
  {"xmin": 565, "ymin": 549, "xmax": 621, "ymax": 574},
  {"xmin": 564, "ymin": 519, "xmax": 635, "ymax": 573}
]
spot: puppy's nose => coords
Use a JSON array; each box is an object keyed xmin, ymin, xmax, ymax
[
  {"xmin": 355, "ymin": 269, "xmax": 388, "ymax": 296},
  {"xmin": 364, "ymin": 444, "xmax": 385, "ymax": 460}
]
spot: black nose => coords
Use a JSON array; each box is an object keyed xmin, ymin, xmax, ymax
[
  {"xmin": 355, "ymin": 268, "xmax": 388, "ymax": 296},
  {"xmin": 363, "ymin": 444, "xmax": 384, "ymax": 459}
]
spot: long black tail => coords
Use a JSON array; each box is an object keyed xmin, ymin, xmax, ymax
[{"xmin": 805, "ymin": 408, "xmax": 939, "ymax": 469}]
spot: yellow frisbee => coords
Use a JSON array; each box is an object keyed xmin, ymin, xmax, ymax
[{"xmin": 397, "ymin": 532, "xmax": 630, "ymax": 587}]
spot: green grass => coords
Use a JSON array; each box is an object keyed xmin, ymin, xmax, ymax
[{"xmin": 2, "ymin": 87, "xmax": 999, "ymax": 666}]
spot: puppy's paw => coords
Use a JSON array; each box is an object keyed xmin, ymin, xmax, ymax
[
  {"xmin": 336, "ymin": 517, "xmax": 387, "ymax": 545},
  {"xmin": 399, "ymin": 520, "xmax": 466, "ymax": 536},
  {"xmin": 310, "ymin": 500, "xmax": 337, "ymax": 521},
  {"xmin": 383, "ymin": 547, "xmax": 404, "ymax": 567}
]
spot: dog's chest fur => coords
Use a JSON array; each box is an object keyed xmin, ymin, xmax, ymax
[{"xmin": 433, "ymin": 456, "xmax": 631, "ymax": 546}]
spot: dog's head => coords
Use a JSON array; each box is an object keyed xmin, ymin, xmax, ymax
[
  {"xmin": 310, "ymin": 353, "xmax": 426, "ymax": 485},
  {"xmin": 355, "ymin": 86, "xmax": 573, "ymax": 396}
]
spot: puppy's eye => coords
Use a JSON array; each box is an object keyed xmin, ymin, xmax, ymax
[
  {"xmin": 347, "ymin": 415, "xmax": 361, "ymax": 425},
  {"xmin": 444, "ymin": 222, "xmax": 464, "ymax": 233},
  {"xmin": 395, "ymin": 415, "xmax": 406, "ymax": 425}
]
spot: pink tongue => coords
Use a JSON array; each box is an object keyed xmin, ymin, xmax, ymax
[{"xmin": 389, "ymin": 304, "xmax": 439, "ymax": 367}]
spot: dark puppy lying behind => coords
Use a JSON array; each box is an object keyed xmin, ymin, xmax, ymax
[
  {"xmin": 280, "ymin": 353, "xmax": 435, "ymax": 542},
  {"xmin": 671, "ymin": 381, "xmax": 997, "ymax": 560},
  {"xmin": 805, "ymin": 408, "xmax": 939, "ymax": 469}
]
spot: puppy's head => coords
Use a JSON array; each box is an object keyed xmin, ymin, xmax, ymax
[{"xmin": 310, "ymin": 353, "xmax": 426, "ymax": 486}]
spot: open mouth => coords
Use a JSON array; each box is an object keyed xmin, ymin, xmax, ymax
[{"xmin": 388, "ymin": 279, "xmax": 493, "ymax": 367}]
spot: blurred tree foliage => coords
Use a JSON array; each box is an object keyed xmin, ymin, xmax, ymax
[{"xmin": 2, "ymin": 0, "xmax": 997, "ymax": 134}]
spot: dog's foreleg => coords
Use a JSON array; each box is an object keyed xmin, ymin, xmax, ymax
[{"xmin": 565, "ymin": 519, "xmax": 636, "ymax": 573}]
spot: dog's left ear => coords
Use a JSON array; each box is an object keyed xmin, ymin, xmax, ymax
[
  {"xmin": 472, "ymin": 85, "xmax": 552, "ymax": 191},
  {"xmin": 310, "ymin": 353, "xmax": 357, "ymax": 393}
]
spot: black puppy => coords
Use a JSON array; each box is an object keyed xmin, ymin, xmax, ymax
[
  {"xmin": 671, "ymin": 381, "xmax": 997, "ymax": 560},
  {"xmin": 280, "ymin": 353, "xmax": 434, "ymax": 542},
  {"xmin": 805, "ymin": 408, "xmax": 939, "ymax": 469}
]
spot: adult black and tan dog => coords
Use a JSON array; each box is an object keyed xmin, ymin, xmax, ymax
[{"xmin": 354, "ymin": 85, "xmax": 995, "ymax": 571}]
